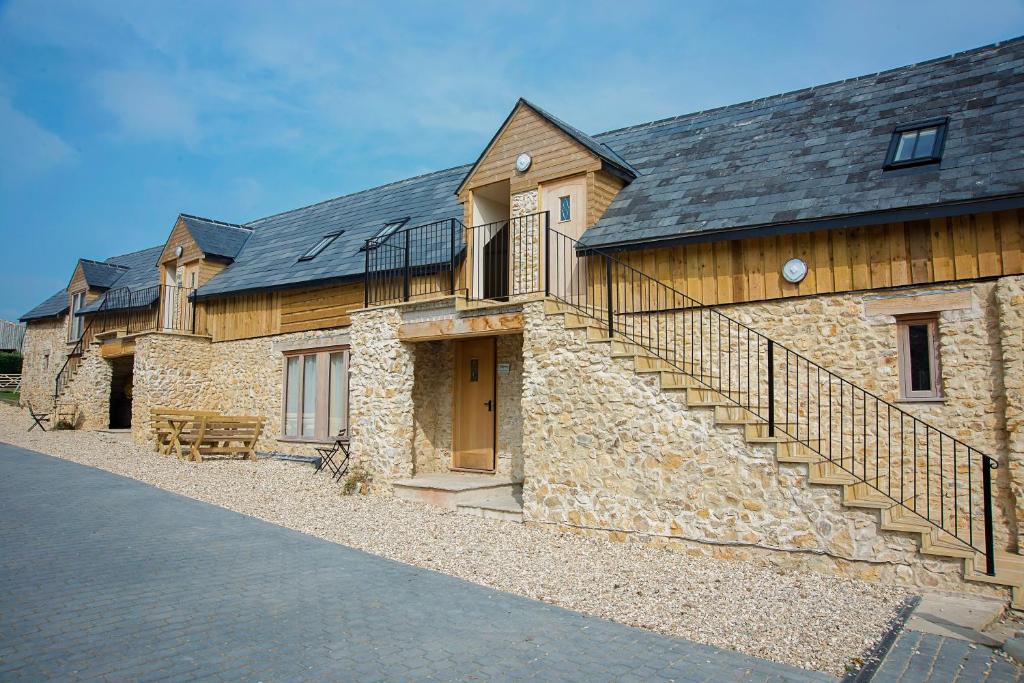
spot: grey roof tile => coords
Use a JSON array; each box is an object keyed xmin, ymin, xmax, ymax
[
  {"xmin": 179, "ymin": 214, "xmax": 253, "ymax": 260},
  {"xmin": 580, "ymin": 37, "xmax": 1024, "ymax": 249},
  {"xmin": 20, "ymin": 288, "xmax": 69, "ymax": 321}
]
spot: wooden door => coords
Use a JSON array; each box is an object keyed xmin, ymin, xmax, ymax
[
  {"xmin": 453, "ymin": 338, "xmax": 496, "ymax": 471},
  {"xmin": 541, "ymin": 176, "xmax": 587, "ymax": 301}
]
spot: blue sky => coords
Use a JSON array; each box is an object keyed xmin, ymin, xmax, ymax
[{"xmin": 1, "ymin": 0, "xmax": 1022, "ymax": 321}]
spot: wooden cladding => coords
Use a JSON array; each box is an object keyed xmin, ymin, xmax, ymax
[
  {"xmin": 196, "ymin": 282, "xmax": 363, "ymax": 342},
  {"xmin": 459, "ymin": 104, "xmax": 602, "ymax": 196},
  {"xmin": 280, "ymin": 283, "xmax": 363, "ymax": 334},
  {"xmin": 197, "ymin": 291, "xmax": 280, "ymax": 341},
  {"xmin": 160, "ymin": 218, "xmax": 205, "ymax": 265},
  {"xmin": 612, "ymin": 210, "xmax": 1024, "ymax": 306},
  {"xmin": 587, "ymin": 171, "xmax": 625, "ymax": 227}
]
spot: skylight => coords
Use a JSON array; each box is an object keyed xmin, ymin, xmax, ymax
[
  {"xmin": 885, "ymin": 118, "xmax": 948, "ymax": 169},
  {"xmin": 361, "ymin": 218, "xmax": 410, "ymax": 250},
  {"xmin": 298, "ymin": 231, "xmax": 343, "ymax": 262}
]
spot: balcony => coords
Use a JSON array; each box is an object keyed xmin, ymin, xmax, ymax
[
  {"xmin": 363, "ymin": 211, "xmax": 550, "ymax": 307},
  {"xmin": 91, "ymin": 284, "xmax": 197, "ymax": 337}
]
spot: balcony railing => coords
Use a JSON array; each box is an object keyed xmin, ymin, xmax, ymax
[
  {"xmin": 363, "ymin": 212, "xmax": 550, "ymax": 307},
  {"xmin": 92, "ymin": 284, "xmax": 196, "ymax": 336}
]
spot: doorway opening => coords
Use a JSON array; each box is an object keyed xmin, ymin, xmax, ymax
[
  {"xmin": 109, "ymin": 355, "xmax": 134, "ymax": 429},
  {"xmin": 471, "ymin": 180, "xmax": 510, "ymax": 301}
]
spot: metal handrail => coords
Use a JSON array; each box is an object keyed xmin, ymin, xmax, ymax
[{"xmin": 543, "ymin": 225, "xmax": 999, "ymax": 576}]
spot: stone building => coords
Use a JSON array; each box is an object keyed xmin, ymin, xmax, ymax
[{"xmin": 18, "ymin": 38, "xmax": 1024, "ymax": 603}]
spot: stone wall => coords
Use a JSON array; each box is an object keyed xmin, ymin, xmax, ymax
[
  {"xmin": 132, "ymin": 328, "xmax": 355, "ymax": 455},
  {"xmin": 19, "ymin": 316, "xmax": 69, "ymax": 410},
  {"xmin": 61, "ymin": 340, "xmax": 112, "ymax": 429},
  {"xmin": 496, "ymin": 334, "xmax": 524, "ymax": 480},
  {"xmin": 519, "ymin": 299, "xmax": 1004, "ymax": 594},
  {"xmin": 412, "ymin": 340, "xmax": 453, "ymax": 474},
  {"xmin": 714, "ymin": 280, "xmax": 1016, "ymax": 552},
  {"xmin": 997, "ymin": 276, "xmax": 1024, "ymax": 547},
  {"xmin": 132, "ymin": 332, "xmax": 215, "ymax": 445},
  {"xmin": 349, "ymin": 307, "xmax": 414, "ymax": 486}
]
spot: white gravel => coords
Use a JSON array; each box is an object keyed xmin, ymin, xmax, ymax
[{"xmin": 0, "ymin": 403, "xmax": 910, "ymax": 674}]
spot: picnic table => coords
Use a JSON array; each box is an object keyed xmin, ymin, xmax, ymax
[{"xmin": 151, "ymin": 408, "xmax": 265, "ymax": 462}]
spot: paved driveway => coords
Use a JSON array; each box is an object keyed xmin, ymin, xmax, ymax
[{"xmin": 0, "ymin": 442, "xmax": 827, "ymax": 682}]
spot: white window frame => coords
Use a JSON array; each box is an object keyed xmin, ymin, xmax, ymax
[
  {"xmin": 897, "ymin": 315, "xmax": 943, "ymax": 400},
  {"xmin": 281, "ymin": 346, "xmax": 350, "ymax": 442},
  {"xmin": 68, "ymin": 290, "xmax": 86, "ymax": 342}
]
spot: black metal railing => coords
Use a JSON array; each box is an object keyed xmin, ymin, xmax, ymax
[
  {"xmin": 360, "ymin": 213, "xmax": 1001, "ymax": 572},
  {"xmin": 364, "ymin": 218, "xmax": 463, "ymax": 306},
  {"xmin": 543, "ymin": 225, "xmax": 999, "ymax": 575},
  {"xmin": 465, "ymin": 212, "xmax": 547, "ymax": 301},
  {"xmin": 363, "ymin": 212, "xmax": 550, "ymax": 307},
  {"xmin": 54, "ymin": 284, "xmax": 196, "ymax": 400}
]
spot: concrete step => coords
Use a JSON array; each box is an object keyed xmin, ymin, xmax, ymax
[
  {"xmin": 393, "ymin": 473, "xmax": 521, "ymax": 510},
  {"xmin": 456, "ymin": 489, "xmax": 524, "ymax": 523}
]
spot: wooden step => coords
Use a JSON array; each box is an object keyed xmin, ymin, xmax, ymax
[
  {"xmin": 920, "ymin": 532, "xmax": 977, "ymax": 560},
  {"xmin": 964, "ymin": 551, "xmax": 1024, "ymax": 588},
  {"xmin": 842, "ymin": 481, "xmax": 893, "ymax": 509},
  {"xmin": 775, "ymin": 441, "xmax": 822, "ymax": 464},
  {"xmin": 687, "ymin": 388, "xmax": 752, "ymax": 407},
  {"xmin": 808, "ymin": 460, "xmax": 859, "ymax": 485},
  {"xmin": 880, "ymin": 506, "xmax": 935, "ymax": 534},
  {"xmin": 543, "ymin": 299, "xmax": 573, "ymax": 315},
  {"xmin": 658, "ymin": 372, "xmax": 698, "ymax": 390},
  {"xmin": 743, "ymin": 423, "xmax": 822, "ymax": 443},
  {"xmin": 563, "ymin": 313, "xmax": 591, "ymax": 329}
]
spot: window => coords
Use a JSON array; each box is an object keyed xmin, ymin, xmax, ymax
[
  {"xmin": 68, "ymin": 291, "xmax": 86, "ymax": 341},
  {"xmin": 361, "ymin": 218, "xmax": 410, "ymax": 250},
  {"xmin": 884, "ymin": 118, "xmax": 948, "ymax": 169},
  {"xmin": 559, "ymin": 195, "xmax": 571, "ymax": 222},
  {"xmin": 298, "ymin": 231, "xmax": 343, "ymax": 262},
  {"xmin": 283, "ymin": 348, "xmax": 350, "ymax": 441},
  {"xmin": 897, "ymin": 316, "xmax": 942, "ymax": 400}
]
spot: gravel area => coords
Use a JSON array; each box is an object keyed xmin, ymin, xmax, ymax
[{"xmin": 0, "ymin": 404, "xmax": 911, "ymax": 675}]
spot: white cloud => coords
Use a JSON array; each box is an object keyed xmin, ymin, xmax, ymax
[{"xmin": 0, "ymin": 95, "xmax": 76, "ymax": 185}]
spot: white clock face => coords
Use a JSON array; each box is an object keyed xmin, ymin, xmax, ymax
[
  {"xmin": 782, "ymin": 257, "xmax": 808, "ymax": 284},
  {"xmin": 515, "ymin": 153, "xmax": 532, "ymax": 173}
]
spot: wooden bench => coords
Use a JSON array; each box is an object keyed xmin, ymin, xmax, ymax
[
  {"xmin": 182, "ymin": 415, "xmax": 265, "ymax": 462},
  {"xmin": 151, "ymin": 408, "xmax": 221, "ymax": 456},
  {"xmin": 151, "ymin": 408, "xmax": 265, "ymax": 462}
]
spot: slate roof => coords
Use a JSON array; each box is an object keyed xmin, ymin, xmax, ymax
[
  {"xmin": 579, "ymin": 37, "xmax": 1024, "ymax": 249},
  {"xmin": 196, "ymin": 165, "xmax": 469, "ymax": 298},
  {"xmin": 521, "ymin": 99, "xmax": 639, "ymax": 179},
  {"xmin": 20, "ymin": 288, "xmax": 69, "ymax": 322},
  {"xmin": 77, "ymin": 259, "xmax": 127, "ymax": 289},
  {"xmin": 82, "ymin": 245, "xmax": 165, "ymax": 312},
  {"xmin": 179, "ymin": 214, "xmax": 252, "ymax": 260}
]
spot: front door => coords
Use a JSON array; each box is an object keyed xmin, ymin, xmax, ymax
[
  {"xmin": 453, "ymin": 338, "xmax": 496, "ymax": 471},
  {"xmin": 541, "ymin": 175, "xmax": 587, "ymax": 301}
]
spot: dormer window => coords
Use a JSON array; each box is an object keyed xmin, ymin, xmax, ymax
[
  {"xmin": 298, "ymin": 231, "xmax": 343, "ymax": 262},
  {"xmin": 884, "ymin": 118, "xmax": 948, "ymax": 169},
  {"xmin": 362, "ymin": 218, "xmax": 410, "ymax": 250}
]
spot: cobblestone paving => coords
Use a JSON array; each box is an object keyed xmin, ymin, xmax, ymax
[
  {"xmin": 870, "ymin": 629, "xmax": 1024, "ymax": 682},
  {"xmin": 0, "ymin": 443, "xmax": 827, "ymax": 682}
]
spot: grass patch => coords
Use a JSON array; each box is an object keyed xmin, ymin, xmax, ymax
[{"xmin": 0, "ymin": 391, "xmax": 20, "ymax": 403}]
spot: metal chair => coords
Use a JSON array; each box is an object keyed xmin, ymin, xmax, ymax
[
  {"xmin": 315, "ymin": 428, "xmax": 351, "ymax": 481},
  {"xmin": 26, "ymin": 403, "xmax": 49, "ymax": 432}
]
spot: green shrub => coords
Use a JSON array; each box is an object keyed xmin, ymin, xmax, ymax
[
  {"xmin": 53, "ymin": 419, "xmax": 75, "ymax": 430},
  {"xmin": 0, "ymin": 352, "xmax": 21, "ymax": 374},
  {"xmin": 341, "ymin": 468, "xmax": 372, "ymax": 495}
]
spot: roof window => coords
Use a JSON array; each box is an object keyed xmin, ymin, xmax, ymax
[
  {"xmin": 884, "ymin": 118, "xmax": 948, "ymax": 169},
  {"xmin": 298, "ymin": 231, "xmax": 343, "ymax": 262},
  {"xmin": 362, "ymin": 218, "xmax": 410, "ymax": 250}
]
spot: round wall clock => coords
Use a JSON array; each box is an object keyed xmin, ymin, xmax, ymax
[
  {"xmin": 515, "ymin": 153, "xmax": 532, "ymax": 173},
  {"xmin": 782, "ymin": 257, "xmax": 808, "ymax": 284}
]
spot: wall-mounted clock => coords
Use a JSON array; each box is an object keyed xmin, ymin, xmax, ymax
[
  {"xmin": 515, "ymin": 153, "xmax": 532, "ymax": 173},
  {"xmin": 782, "ymin": 257, "xmax": 808, "ymax": 284}
]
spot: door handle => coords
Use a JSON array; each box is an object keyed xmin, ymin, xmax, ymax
[{"xmin": 484, "ymin": 400, "xmax": 494, "ymax": 412}]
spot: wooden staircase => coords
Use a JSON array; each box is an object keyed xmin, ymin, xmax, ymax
[{"xmin": 544, "ymin": 298, "xmax": 1024, "ymax": 606}]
